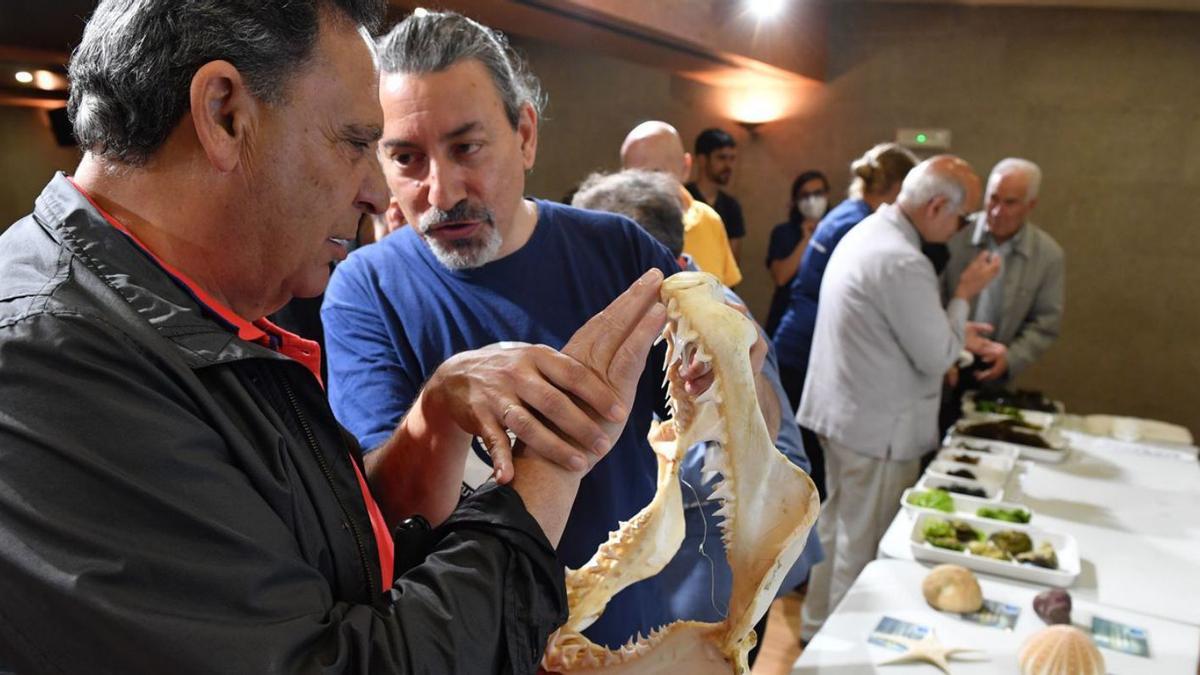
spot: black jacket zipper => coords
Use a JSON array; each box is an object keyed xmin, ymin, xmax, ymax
[{"xmin": 280, "ymin": 375, "xmax": 378, "ymax": 600}]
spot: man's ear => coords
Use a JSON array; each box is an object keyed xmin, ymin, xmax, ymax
[
  {"xmin": 1027, "ymin": 197, "xmax": 1039, "ymax": 214},
  {"xmin": 189, "ymin": 60, "xmax": 257, "ymax": 173},
  {"xmin": 516, "ymin": 102, "xmax": 538, "ymax": 170},
  {"xmin": 927, "ymin": 194, "xmax": 949, "ymax": 220},
  {"xmin": 681, "ymin": 152, "xmax": 693, "ymax": 184}
]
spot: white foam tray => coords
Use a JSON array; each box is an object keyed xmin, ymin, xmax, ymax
[
  {"xmin": 915, "ymin": 472, "xmax": 1003, "ymax": 502},
  {"xmin": 935, "ymin": 447, "xmax": 1016, "ymax": 475},
  {"xmin": 941, "ymin": 439, "xmax": 1020, "ymax": 462},
  {"xmin": 947, "ymin": 427, "xmax": 1069, "ymax": 463},
  {"xmin": 909, "ymin": 511, "xmax": 1080, "ymax": 587},
  {"xmin": 900, "ymin": 486, "xmax": 1034, "ymax": 524},
  {"xmin": 962, "ymin": 390, "xmax": 1065, "ymax": 426},
  {"xmin": 927, "ymin": 458, "xmax": 1009, "ymax": 488}
]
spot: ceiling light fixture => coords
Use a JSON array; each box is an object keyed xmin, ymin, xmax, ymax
[
  {"xmin": 15, "ymin": 71, "xmax": 33, "ymax": 84},
  {"xmin": 32, "ymin": 70, "xmax": 67, "ymax": 91},
  {"xmin": 746, "ymin": 0, "xmax": 786, "ymax": 20}
]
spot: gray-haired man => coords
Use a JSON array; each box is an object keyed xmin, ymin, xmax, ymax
[
  {"xmin": 942, "ymin": 158, "xmax": 1065, "ymax": 384},
  {"xmin": 321, "ymin": 11, "xmax": 690, "ymax": 649}
]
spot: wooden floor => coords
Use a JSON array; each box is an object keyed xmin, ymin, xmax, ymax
[{"xmin": 751, "ymin": 591, "xmax": 806, "ymax": 675}]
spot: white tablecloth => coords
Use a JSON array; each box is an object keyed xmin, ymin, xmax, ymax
[
  {"xmin": 877, "ymin": 430, "xmax": 1200, "ymax": 626},
  {"xmin": 792, "ymin": 559, "xmax": 1200, "ymax": 674}
]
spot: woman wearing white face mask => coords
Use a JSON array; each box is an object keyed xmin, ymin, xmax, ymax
[{"xmin": 765, "ymin": 171, "xmax": 830, "ymax": 337}]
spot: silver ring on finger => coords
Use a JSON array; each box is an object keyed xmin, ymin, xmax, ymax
[{"xmin": 501, "ymin": 403, "xmax": 521, "ymax": 442}]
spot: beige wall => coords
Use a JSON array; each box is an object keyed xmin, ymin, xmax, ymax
[
  {"xmin": 0, "ymin": 106, "xmax": 80, "ymax": 228},
  {"xmin": 520, "ymin": 3, "xmax": 1200, "ymax": 436}
]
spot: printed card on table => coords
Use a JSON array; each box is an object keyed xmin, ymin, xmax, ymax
[
  {"xmin": 1091, "ymin": 617, "xmax": 1150, "ymax": 657},
  {"xmin": 868, "ymin": 616, "xmax": 931, "ymax": 652},
  {"xmin": 960, "ymin": 599, "xmax": 1020, "ymax": 630}
]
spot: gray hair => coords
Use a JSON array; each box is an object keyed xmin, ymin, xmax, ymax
[
  {"xmin": 572, "ymin": 169, "xmax": 684, "ymax": 257},
  {"xmin": 898, "ymin": 162, "xmax": 966, "ymax": 212},
  {"xmin": 68, "ymin": 0, "xmax": 385, "ymax": 166},
  {"xmin": 376, "ymin": 11, "xmax": 546, "ymax": 129},
  {"xmin": 990, "ymin": 157, "xmax": 1043, "ymax": 201}
]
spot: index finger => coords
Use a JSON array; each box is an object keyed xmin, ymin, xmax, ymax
[{"xmin": 566, "ymin": 268, "xmax": 664, "ymax": 367}]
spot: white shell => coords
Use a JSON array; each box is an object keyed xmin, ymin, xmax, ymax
[{"xmin": 1018, "ymin": 625, "xmax": 1105, "ymax": 675}]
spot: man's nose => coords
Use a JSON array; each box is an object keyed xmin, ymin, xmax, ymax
[
  {"xmin": 357, "ymin": 158, "xmax": 388, "ymax": 216},
  {"xmin": 425, "ymin": 158, "xmax": 467, "ymax": 213}
]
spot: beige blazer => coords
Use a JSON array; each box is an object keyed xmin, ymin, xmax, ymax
[{"xmin": 941, "ymin": 216, "xmax": 1065, "ymax": 377}]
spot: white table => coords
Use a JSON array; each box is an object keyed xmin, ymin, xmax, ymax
[
  {"xmin": 791, "ymin": 559, "xmax": 1200, "ymax": 674},
  {"xmin": 878, "ymin": 430, "xmax": 1200, "ymax": 626}
]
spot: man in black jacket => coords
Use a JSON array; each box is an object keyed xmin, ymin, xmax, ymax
[{"xmin": 0, "ymin": 1, "xmax": 668, "ymax": 673}]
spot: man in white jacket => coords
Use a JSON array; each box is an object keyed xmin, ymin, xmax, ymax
[{"xmin": 797, "ymin": 155, "xmax": 1001, "ymax": 638}]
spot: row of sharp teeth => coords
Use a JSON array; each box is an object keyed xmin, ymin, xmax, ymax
[
  {"xmin": 548, "ymin": 625, "xmax": 671, "ymax": 668},
  {"xmin": 702, "ymin": 441, "xmax": 738, "ymax": 544}
]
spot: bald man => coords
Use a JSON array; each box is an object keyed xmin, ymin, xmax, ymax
[
  {"xmin": 797, "ymin": 155, "xmax": 1002, "ymax": 638},
  {"xmin": 621, "ymin": 121, "xmax": 742, "ymax": 286}
]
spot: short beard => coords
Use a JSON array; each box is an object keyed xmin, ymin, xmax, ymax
[{"xmin": 418, "ymin": 200, "xmax": 503, "ymax": 270}]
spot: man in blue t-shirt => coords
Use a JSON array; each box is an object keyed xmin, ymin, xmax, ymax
[{"xmin": 323, "ymin": 12, "xmax": 687, "ymax": 648}]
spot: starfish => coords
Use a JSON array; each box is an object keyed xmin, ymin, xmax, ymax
[{"xmin": 872, "ymin": 631, "xmax": 988, "ymax": 674}]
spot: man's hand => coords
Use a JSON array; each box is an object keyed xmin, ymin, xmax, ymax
[
  {"xmin": 508, "ymin": 269, "xmax": 667, "ymax": 545},
  {"xmin": 421, "ymin": 343, "xmax": 626, "ymax": 483},
  {"xmin": 369, "ymin": 270, "xmax": 666, "ymax": 531},
  {"xmin": 964, "ymin": 321, "xmax": 995, "ymax": 354},
  {"xmin": 558, "ymin": 268, "xmax": 669, "ymax": 461},
  {"xmin": 975, "ymin": 342, "xmax": 1009, "ymax": 382},
  {"xmin": 945, "ymin": 365, "xmax": 960, "ymax": 389},
  {"xmin": 676, "ymin": 299, "xmax": 766, "ymax": 397},
  {"xmin": 954, "ymin": 251, "xmax": 1002, "ymax": 301}
]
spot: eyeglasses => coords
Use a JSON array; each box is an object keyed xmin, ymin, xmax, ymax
[{"xmin": 797, "ymin": 189, "xmax": 827, "ymax": 200}]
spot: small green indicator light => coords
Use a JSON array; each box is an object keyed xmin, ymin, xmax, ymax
[{"xmin": 916, "ymin": 133, "xmax": 928, "ymax": 144}]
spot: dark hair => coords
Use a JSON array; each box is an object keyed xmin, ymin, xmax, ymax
[
  {"xmin": 571, "ymin": 169, "xmax": 684, "ymax": 257},
  {"xmin": 787, "ymin": 170, "xmax": 831, "ymax": 223},
  {"xmin": 376, "ymin": 11, "xmax": 545, "ymax": 129},
  {"xmin": 68, "ymin": 0, "xmax": 385, "ymax": 166},
  {"xmin": 693, "ymin": 127, "xmax": 736, "ymax": 157}
]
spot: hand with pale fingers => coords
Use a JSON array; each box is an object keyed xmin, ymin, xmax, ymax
[
  {"xmin": 963, "ymin": 321, "xmax": 995, "ymax": 354},
  {"xmin": 975, "ymin": 341, "xmax": 1009, "ymax": 382},
  {"xmin": 954, "ymin": 250, "xmax": 1002, "ymax": 300},
  {"xmin": 678, "ymin": 298, "xmax": 766, "ymax": 397},
  {"xmin": 559, "ymin": 268, "xmax": 669, "ymax": 464},
  {"xmin": 422, "ymin": 341, "xmax": 626, "ymax": 485},
  {"xmin": 945, "ymin": 365, "xmax": 960, "ymax": 389}
]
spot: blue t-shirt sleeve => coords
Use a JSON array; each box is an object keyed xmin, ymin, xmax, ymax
[{"xmin": 322, "ymin": 256, "xmax": 422, "ymax": 451}]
